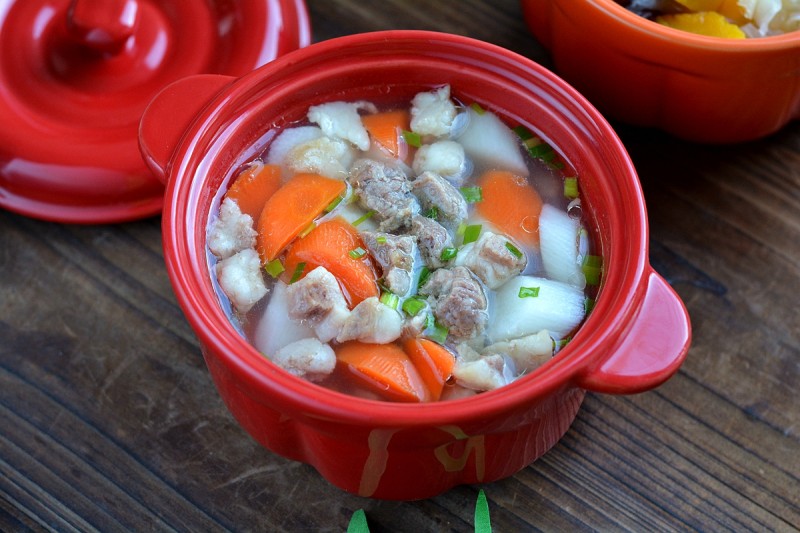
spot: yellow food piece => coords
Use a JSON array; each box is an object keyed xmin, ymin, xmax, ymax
[
  {"xmin": 656, "ymin": 11, "xmax": 748, "ymax": 38},
  {"xmin": 676, "ymin": 0, "xmax": 746, "ymax": 22}
]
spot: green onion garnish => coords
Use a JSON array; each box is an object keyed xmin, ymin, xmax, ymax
[
  {"xmin": 352, "ymin": 210, "xmax": 375, "ymax": 227},
  {"xmin": 348, "ymin": 247, "xmax": 367, "ymax": 259},
  {"xmin": 475, "ymin": 489, "xmax": 491, "ymax": 533},
  {"xmin": 505, "ymin": 241, "xmax": 523, "ymax": 259},
  {"xmin": 462, "ymin": 224, "xmax": 482, "ymax": 245},
  {"xmin": 584, "ymin": 297, "xmax": 596, "ymax": 315},
  {"xmin": 440, "ymin": 247, "xmax": 457, "ymax": 261},
  {"xmin": 324, "ymin": 195, "xmax": 344, "ymax": 213},
  {"xmin": 564, "ymin": 177, "xmax": 579, "ymax": 199},
  {"xmin": 376, "ymin": 235, "xmax": 387, "ymax": 244},
  {"xmin": 379, "ymin": 291, "xmax": 399, "ymax": 309},
  {"xmin": 427, "ymin": 318, "xmax": 449, "ymax": 344},
  {"xmin": 518, "ymin": 286, "xmax": 540, "ymax": 298},
  {"xmin": 298, "ymin": 221, "xmax": 316, "ymax": 238},
  {"xmin": 459, "ymin": 186, "xmax": 483, "ymax": 203},
  {"xmin": 425, "ymin": 206, "xmax": 439, "ymax": 220},
  {"xmin": 469, "ymin": 102, "xmax": 486, "ymax": 115},
  {"xmin": 401, "ymin": 297, "xmax": 426, "ymax": 317},
  {"xmin": 402, "ymin": 130, "xmax": 422, "ymax": 148},
  {"xmin": 512, "ymin": 125, "xmax": 534, "ymax": 141},
  {"xmin": 456, "ymin": 222, "xmax": 467, "ymax": 236},
  {"xmin": 289, "ymin": 262, "xmax": 306, "ymax": 284},
  {"xmin": 582, "ymin": 254, "xmax": 603, "ymax": 286},
  {"xmin": 555, "ymin": 336, "xmax": 572, "ymax": 350},
  {"xmin": 264, "ymin": 258, "xmax": 285, "ymax": 278},
  {"xmin": 417, "ymin": 267, "xmax": 431, "ymax": 291}
]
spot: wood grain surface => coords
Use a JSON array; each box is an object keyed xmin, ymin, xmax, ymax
[{"xmin": 2, "ymin": 0, "xmax": 798, "ymax": 531}]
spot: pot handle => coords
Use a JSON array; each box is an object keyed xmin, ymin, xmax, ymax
[
  {"xmin": 577, "ymin": 269, "xmax": 691, "ymax": 394},
  {"xmin": 139, "ymin": 74, "xmax": 235, "ymax": 184}
]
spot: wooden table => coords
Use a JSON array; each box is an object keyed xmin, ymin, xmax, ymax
[{"xmin": 2, "ymin": 1, "xmax": 798, "ymax": 530}]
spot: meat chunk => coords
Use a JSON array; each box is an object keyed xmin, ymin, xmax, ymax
[
  {"xmin": 482, "ymin": 330, "xmax": 554, "ymax": 374},
  {"xmin": 308, "ymin": 100, "xmax": 377, "ymax": 151},
  {"xmin": 454, "ymin": 231, "xmax": 527, "ymax": 289},
  {"xmin": 348, "ymin": 159, "xmax": 419, "ymax": 232},
  {"xmin": 284, "ymin": 136, "xmax": 355, "ymax": 180},
  {"xmin": 453, "ymin": 354, "xmax": 512, "ymax": 391},
  {"xmin": 411, "ymin": 171, "xmax": 467, "ymax": 231},
  {"xmin": 411, "ymin": 215, "xmax": 454, "ymax": 269},
  {"xmin": 286, "ymin": 267, "xmax": 351, "ymax": 343},
  {"xmin": 410, "ymin": 85, "xmax": 457, "ymax": 137},
  {"xmin": 271, "ymin": 338, "xmax": 336, "ymax": 382},
  {"xmin": 412, "ymin": 140, "xmax": 468, "ymax": 185},
  {"xmin": 208, "ymin": 198, "xmax": 257, "ymax": 260},
  {"xmin": 360, "ymin": 231, "xmax": 417, "ymax": 296},
  {"xmin": 215, "ymin": 248, "xmax": 268, "ymax": 313},
  {"xmin": 420, "ymin": 266, "xmax": 488, "ymax": 340},
  {"xmin": 337, "ymin": 297, "xmax": 404, "ymax": 344}
]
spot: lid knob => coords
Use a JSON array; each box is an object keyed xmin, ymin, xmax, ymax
[{"xmin": 66, "ymin": 0, "xmax": 139, "ymax": 54}]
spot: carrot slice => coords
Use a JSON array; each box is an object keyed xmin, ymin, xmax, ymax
[
  {"xmin": 256, "ymin": 173, "xmax": 346, "ymax": 262},
  {"xmin": 475, "ymin": 169, "xmax": 543, "ymax": 247},
  {"xmin": 224, "ymin": 163, "xmax": 282, "ymax": 221},
  {"xmin": 403, "ymin": 338, "xmax": 456, "ymax": 401},
  {"xmin": 283, "ymin": 218, "xmax": 379, "ymax": 308},
  {"xmin": 336, "ymin": 341, "xmax": 430, "ymax": 402},
  {"xmin": 362, "ymin": 110, "xmax": 411, "ymax": 160}
]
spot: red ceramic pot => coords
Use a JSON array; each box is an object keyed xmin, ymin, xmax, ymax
[
  {"xmin": 521, "ymin": 0, "xmax": 800, "ymax": 143},
  {"xmin": 0, "ymin": 0, "xmax": 309, "ymax": 223},
  {"xmin": 139, "ymin": 30, "xmax": 691, "ymax": 500}
]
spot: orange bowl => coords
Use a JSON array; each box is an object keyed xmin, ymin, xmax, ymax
[{"xmin": 521, "ymin": 0, "xmax": 800, "ymax": 143}]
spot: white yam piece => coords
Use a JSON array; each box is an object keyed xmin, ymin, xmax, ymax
[
  {"xmin": 271, "ymin": 338, "xmax": 336, "ymax": 382},
  {"xmin": 488, "ymin": 275, "xmax": 585, "ymax": 341},
  {"xmin": 539, "ymin": 204, "xmax": 586, "ymax": 289},
  {"xmin": 456, "ymin": 107, "xmax": 528, "ymax": 177},
  {"xmin": 253, "ymin": 281, "xmax": 315, "ymax": 357},
  {"xmin": 266, "ymin": 126, "xmax": 324, "ymax": 167}
]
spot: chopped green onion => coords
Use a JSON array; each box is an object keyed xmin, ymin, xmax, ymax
[
  {"xmin": 564, "ymin": 177, "xmax": 579, "ymax": 199},
  {"xmin": 462, "ymin": 224, "xmax": 482, "ymax": 245},
  {"xmin": 512, "ymin": 125, "xmax": 534, "ymax": 141},
  {"xmin": 425, "ymin": 313, "xmax": 434, "ymax": 330},
  {"xmin": 505, "ymin": 241, "xmax": 523, "ymax": 259},
  {"xmin": 518, "ymin": 286, "xmax": 540, "ymax": 298},
  {"xmin": 379, "ymin": 291, "xmax": 399, "ymax": 309},
  {"xmin": 427, "ymin": 319, "xmax": 449, "ymax": 344},
  {"xmin": 347, "ymin": 509, "xmax": 369, "ymax": 533},
  {"xmin": 324, "ymin": 195, "xmax": 344, "ymax": 213},
  {"xmin": 425, "ymin": 206, "xmax": 439, "ymax": 220},
  {"xmin": 298, "ymin": 221, "xmax": 316, "ymax": 238},
  {"xmin": 401, "ymin": 297, "xmax": 426, "ymax": 317},
  {"xmin": 348, "ymin": 247, "xmax": 367, "ymax": 259},
  {"xmin": 440, "ymin": 247, "xmax": 457, "ymax": 261},
  {"xmin": 289, "ymin": 262, "xmax": 306, "ymax": 284},
  {"xmin": 526, "ymin": 139, "xmax": 556, "ymax": 162},
  {"xmin": 456, "ymin": 222, "xmax": 467, "ymax": 236},
  {"xmin": 352, "ymin": 210, "xmax": 375, "ymax": 227},
  {"xmin": 555, "ymin": 336, "xmax": 572, "ymax": 350},
  {"xmin": 402, "ymin": 130, "xmax": 422, "ymax": 148},
  {"xmin": 582, "ymin": 254, "xmax": 603, "ymax": 286},
  {"xmin": 475, "ymin": 489, "xmax": 491, "ymax": 533},
  {"xmin": 264, "ymin": 258, "xmax": 285, "ymax": 278},
  {"xmin": 459, "ymin": 186, "xmax": 483, "ymax": 203},
  {"xmin": 417, "ymin": 267, "xmax": 431, "ymax": 291},
  {"xmin": 376, "ymin": 235, "xmax": 387, "ymax": 244},
  {"xmin": 469, "ymin": 102, "xmax": 486, "ymax": 115},
  {"xmin": 584, "ymin": 297, "xmax": 596, "ymax": 315}
]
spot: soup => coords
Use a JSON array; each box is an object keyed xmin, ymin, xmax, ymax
[
  {"xmin": 616, "ymin": 0, "xmax": 799, "ymax": 37},
  {"xmin": 206, "ymin": 85, "xmax": 601, "ymax": 402}
]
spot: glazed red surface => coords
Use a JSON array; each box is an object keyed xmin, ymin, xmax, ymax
[
  {"xmin": 521, "ymin": 0, "xmax": 800, "ymax": 143},
  {"xmin": 0, "ymin": 0, "xmax": 310, "ymax": 223},
  {"xmin": 141, "ymin": 31, "xmax": 691, "ymax": 499}
]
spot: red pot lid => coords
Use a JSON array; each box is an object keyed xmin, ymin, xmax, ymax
[{"xmin": 0, "ymin": 0, "xmax": 310, "ymax": 223}]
